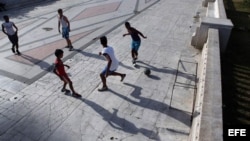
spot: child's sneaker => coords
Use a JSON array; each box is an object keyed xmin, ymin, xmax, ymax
[
  {"xmin": 16, "ymin": 50, "xmax": 21, "ymax": 55},
  {"xmin": 132, "ymin": 59, "xmax": 136, "ymax": 65},
  {"xmin": 61, "ymin": 88, "xmax": 70, "ymax": 93},
  {"xmin": 11, "ymin": 48, "xmax": 15, "ymax": 53},
  {"xmin": 98, "ymin": 86, "xmax": 108, "ymax": 92},
  {"xmin": 121, "ymin": 74, "xmax": 126, "ymax": 82},
  {"xmin": 69, "ymin": 46, "xmax": 74, "ymax": 51}
]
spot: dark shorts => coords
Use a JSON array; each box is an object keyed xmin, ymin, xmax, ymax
[
  {"xmin": 131, "ymin": 40, "xmax": 141, "ymax": 51},
  {"xmin": 8, "ymin": 33, "xmax": 18, "ymax": 45},
  {"xmin": 101, "ymin": 66, "xmax": 116, "ymax": 75},
  {"xmin": 62, "ymin": 27, "xmax": 69, "ymax": 39}
]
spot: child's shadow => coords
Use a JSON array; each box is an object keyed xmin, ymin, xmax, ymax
[
  {"xmin": 62, "ymin": 90, "xmax": 81, "ymax": 98},
  {"xmin": 61, "ymin": 94, "xmax": 160, "ymax": 139}
]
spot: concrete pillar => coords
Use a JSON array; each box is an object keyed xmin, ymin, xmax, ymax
[
  {"xmin": 203, "ymin": 0, "xmax": 216, "ymax": 7},
  {"xmin": 191, "ymin": 17, "xmax": 233, "ymax": 53}
]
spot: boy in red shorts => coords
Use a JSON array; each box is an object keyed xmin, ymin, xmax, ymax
[{"xmin": 53, "ymin": 49, "xmax": 81, "ymax": 97}]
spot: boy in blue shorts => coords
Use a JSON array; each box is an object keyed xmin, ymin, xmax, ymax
[
  {"xmin": 98, "ymin": 36, "xmax": 126, "ymax": 91},
  {"xmin": 123, "ymin": 22, "xmax": 147, "ymax": 65},
  {"xmin": 58, "ymin": 9, "xmax": 73, "ymax": 51}
]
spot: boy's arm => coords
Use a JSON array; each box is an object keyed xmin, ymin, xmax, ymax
[
  {"xmin": 136, "ymin": 29, "xmax": 147, "ymax": 38},
  {"xmin": 123, "ymin": 29, "xmax": 131, "ymax": 37},
  {"xmin": 1, "ymin": 24, "xmax": 7, "ymax": 35},
  {"xmin": 123, "ymin": 33, "xmax": 130, "ymax": 37},
  {"xmin": 13, "ymin": 23, "xmax": 18, "ymax": 33},
  {"xmin": 58, "ymin": 20, "xmax": 61, "ymax": 33},
  {"xmin": 64, "ymin": 64, "xmax": 70, "ymax": 69}
]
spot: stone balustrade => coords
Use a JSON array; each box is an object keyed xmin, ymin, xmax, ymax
[
  {"xmin": 191, "ymin": 0, "xmax": 233, "ymax": 53},
  {"xmin": 189, "ymin": 28, "xmax": 223, "ymax": 141},
  {"xmin": 189, "ymin": 0, "xmax": 232, "ymax": 141}
]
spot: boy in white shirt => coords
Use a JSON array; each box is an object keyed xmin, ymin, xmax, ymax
[
  {"xmin": 98, "ymin": 36, "xmax": 126, "ymax": 91},
  {"xmin": 2, "ymin": 15, "xmax": 20, "ymax": 55}
]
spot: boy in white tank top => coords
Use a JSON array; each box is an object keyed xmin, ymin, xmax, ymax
[
  {"xmin": 57, "ymin": 9, "xmax": 73, "ymax": 51},
  {"xmin": 98, "ymin": 36, "xmax": 126, "ymax": 91}
]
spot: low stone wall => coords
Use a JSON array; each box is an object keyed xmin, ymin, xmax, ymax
[
  {"xmin": 189, "ymin": 0, "xmax": 229, "ymax": 141},
  {"xmin": 199, "ymin": 29, "xmax": 223, "ymax": 141},
  {"xmin": 189, "ymin": 28, "xmax": 223, "ymax": 141},
  {"xmin": 191, "ymin": 0, "xmax": 233, "ymax": 52},
  {"xmin": 189, "ymin": 1, "xmax": 230, "ymax": 141}
]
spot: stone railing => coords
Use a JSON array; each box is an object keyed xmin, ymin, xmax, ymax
[
  {"xmin": 189, "ymin": 28, "xmax": 223, "ymax": 141},
  {"xmin": 189, "ymin": 0, "xmax": 233, "ymax": 141},
  {"xmin": 191, "ymin": 0, "xmax": 233, "ymax": 53}
]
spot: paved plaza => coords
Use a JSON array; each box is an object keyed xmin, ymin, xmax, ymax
[{"xmin": 0, "ymin": 0, "xmax": 202, "ymax": 140}]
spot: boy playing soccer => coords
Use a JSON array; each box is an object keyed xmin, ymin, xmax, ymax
[
  {"xmin": 58, "ymin": 9, "xmax": 73, "ymax": 51},
  {"xmin": 53, "ymin": 49, "xmax": 81, "ymax": 97},
  {"xmin": 123, "ymin": 22, "xmax": 147, "ymax": 65},
  {"xmin": 2, "ymin": 15, "xmax": 21, "ymax": 55},
  {"xmin": 98, "ymin": 36, "xmax": 126, "ymax": 91}
]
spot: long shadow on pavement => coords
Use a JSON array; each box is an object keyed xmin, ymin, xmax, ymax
[
  {"xmin": 109, "ymin": 83, "xmax": 191, "ymax": 127},
  {"xmin": 18, "ymin": 54, "xmax": 52, "ymax": 71},
  {"xmin": 80, "ymin": 98, "xmax": 160, "ymax": 140},
  {"xmin": 136, "ymin": 60, "xmax": 196, "ymax": 82}
]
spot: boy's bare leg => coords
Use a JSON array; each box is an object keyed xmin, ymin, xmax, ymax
[
  {"xmin": 100, "ymin": 74, "xmax": 107, "ymax": 88},
  {"xmin": 64, "ymin": 77, "xmax": 75, "ymax": 93},
  {"xmin": 66, "ymin": 39, "xmax": 73, "ymax": 51},
  {"xmin": 131, "ymin": 50, "xmax": 137, "ymax": 64},
  {"xmin": 16, "ymin": 43, "xmax": 20, "ymax": 54},
  {"xmin": 68, "ymin": 81, "xmax": 75, "ymax": 93},
  {"xmin": 98, "ymin": 73, "xmax": 109, "ymax": 91},
  {"xmin": 61, "ymin": 77, "xmax": 67, "ymax": 91},
  {"xmin": 110, "ymin": 72, "xmax": 126, "ymax": 81},
  {"xmin": 64, "ymin": 77, "xmax": 81, "ymax": 97},
  {"xmin": 63, "ymin": 82, "xmax": 67, "ymax": 89},
  {"xmin": 131, "ymin": 50, "xmax": 135, "ymax": 59},
  {"xmin": 69, "ymin": 81, "xmax": 82, "ymax": 97},
  {"xmin": 134, "ymin": 51, "xmax": 138, "ymax": 59},
  {"xmin": 11, "ymin": 44, "xmax": 15, "ymax": 53},
  {"xmin": 66, "ymin": 39, "xmax": 72, "ymax": 46}
]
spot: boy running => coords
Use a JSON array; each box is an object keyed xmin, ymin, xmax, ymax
[
  {"xmin": 123, "ymin": 22, "xmax": 147, "ymax": 65},
  {"xmin": 53, "ymin": 49, "xmax": 81, "ymax": 97},
  {"xmin": 2, "ymin": 15, "xmax": 21, "ymax": 55},
  {"xmin": 57, "ymin": 9, "xmax": 73, "ymax": 51},
  {"xmin": 98, "ymin": 36, "xmax": 126, "ymax": 91}
]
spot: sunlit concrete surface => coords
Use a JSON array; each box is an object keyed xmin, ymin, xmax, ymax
[{"xmin": 0, "ymin": 0, "xmax": 202, "ymax": 140}]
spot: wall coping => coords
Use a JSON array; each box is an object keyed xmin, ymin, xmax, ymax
[{"xmin": 189, "ymin": 28, "xmax": 223, "ymax": 141}]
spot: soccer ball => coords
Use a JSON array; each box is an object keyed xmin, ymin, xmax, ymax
[{"xmin": 144, "ymin": 68, "xmax": 151, "ymax": 76}]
